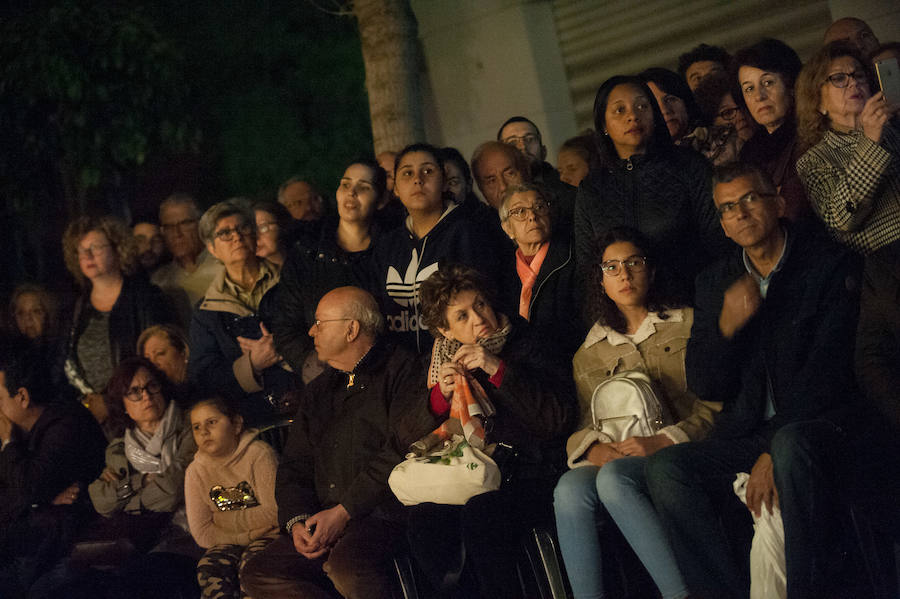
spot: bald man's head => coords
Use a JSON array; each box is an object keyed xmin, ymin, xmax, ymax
[{"xmin": 825, "ymin": 17, "xmax": 879, "ymax": 57}]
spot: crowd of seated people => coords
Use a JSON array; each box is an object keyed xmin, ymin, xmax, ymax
[{"xmin": 1, "ymin": 16, "xmax": 899, "ymax": 599}]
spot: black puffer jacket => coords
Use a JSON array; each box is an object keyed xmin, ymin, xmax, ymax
[
  {"xmin": 271, "ymin": 219, "xmax": 379, "ymax": 373},
  {"xmin": 574, "ymin": 146, "xmax": 727, "ymax": 304}
]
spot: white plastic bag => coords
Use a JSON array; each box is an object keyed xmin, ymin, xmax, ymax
[
  {"xmin": 389, "ymin": 434, "xmax": 501, "ymax": 506},
  {"xmin": 733, "ymin": 472, "xmax": 787, "ymax": 599}
]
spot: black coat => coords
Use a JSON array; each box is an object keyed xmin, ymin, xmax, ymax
[
  {"xmin": 0, "ymin": 401, "xmax": 106, "ymax": 527},
  {"xmin": 855, "ymin": 240, "xmax": 900, "ymax": 430},
  {"xmin": 501, "ymin": 233, "xmax": 585, "ymax": 361},
  {"xmin": 687, "ymin": 220, "xmax": 861, "ymax": 444},
  {"xmin": 274, "ymin": 341, "xmax": 438, "ymax": 525},
  {"xmin": 270, "ymin": 219, "xmax": 379, "ymax": 373},
  {"xmin": 64, "ymin": 275, "xmax": 172, "ymax": 394},
  {"xmin": 574, "ymin": 146, "xmax": 727, "ymax": 304},
  {"xmin": 435, "ymin": 319, "xmax": 577, "ymax": 481}
]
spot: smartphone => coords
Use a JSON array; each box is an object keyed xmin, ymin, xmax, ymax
[{"xmin": 875, "ymin": 58, "xmax": 900, "ymax": 108}]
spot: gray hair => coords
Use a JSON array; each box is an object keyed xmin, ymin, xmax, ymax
[
  {"xmin": 498, "ymin": 183, "xmax": 551, "ymax": 222},
  {"xmin": 343, "ymin": 292, "xmax": 384, "ymax": 338},
  {"xmin": 712, "ymin": 162, "xmax": 777, "ymax": 196},
  {"xmin": 159, "ymin": 193, "xmax": 202, "ymax": 221},
  {"xmin": 198, "ymin": 199, "xmax": 255, "ymax": 246}
]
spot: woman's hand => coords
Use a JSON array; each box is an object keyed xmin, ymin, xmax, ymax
[
  {"xmin": 51, "ymin": 483, "xmax": 80, "ymax": 505},
  {"xmin": 99, "ymin": 466, "xmax": 122, "ymax": 483},
  {"xmin": 860, "ymin": 92, "xmax": 900, "ymax": 144},
  {"xmin": 613, "ymin": 434, "xmax": 674, "ymax": 457},
  {"xmin": 238, "ymin": 323, "xmax": 281, "ymax": 372},
  {"xmin": 438, "ymin": 361, "xmax": 465, "ymax": 397},
  {"xmin": 585, "ymin": 442, "xmax": 625, "ymax": 467},
  {"xmin": 452, "ymin": 344, "xmax": 501, "ymax": 377}
]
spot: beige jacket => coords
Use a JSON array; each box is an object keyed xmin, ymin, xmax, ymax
[{"xmin": 567, "ymin": 309, "xmax": 721, "ymax": 468}]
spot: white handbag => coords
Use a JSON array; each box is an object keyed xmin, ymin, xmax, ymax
[
  {"xmin": 590, "ymin": 371, "xmax": 671, "ymax": 442},
  {"xmin": 388, "ymin": 434, "xmax": 501, "ymax": 506}
]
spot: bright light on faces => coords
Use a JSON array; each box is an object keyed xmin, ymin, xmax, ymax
[
  {"xmin": 604, "ymin": 83, "xmax": 655, "ymax": 159},
  {"xmin": 739, "ymin": 67, "xmax": 792, "ymax": 133},
  {"xmin": 394, "ymin": 151, "xmax": 444, "ymax": 214},
  {"xmin": 437, "ymin": 289, "xmax": 499, "ymax": 346},
  {"xmin": 337, "ymin": 163, "xmax": 380, "ymax": 224},
  {"xmin": 819, "ymin": 56, "xmax": 870, "ymax": 132},
  {"xmin": 601, "ymin": 241, "xmax": 651, "ymax": 311}
]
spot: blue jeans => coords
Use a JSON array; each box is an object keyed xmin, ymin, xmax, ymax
[{"xmin": 553, "ymin": 457, "xmax": 690, "ymax": 599}]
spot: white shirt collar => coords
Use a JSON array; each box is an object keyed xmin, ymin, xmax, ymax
[{"xmin": 582, "ymin": 309, "xmax": 684, "ymax": 348}]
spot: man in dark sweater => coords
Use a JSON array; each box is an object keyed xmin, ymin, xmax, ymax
[
  {"xmin": 0, "ymin": 342, "xmax": 106, "ymax": 596},
  {"xmin": 646, "ymin": 162, "xmax": 860, "ymax": 599},
  {"xmin": 242, "ymin": 287, "xmax": 436, "ymax": 599}
]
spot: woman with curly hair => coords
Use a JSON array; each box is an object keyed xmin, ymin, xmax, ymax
[
  {"xmin": 62, "ymin": 215, "xmax": 172, "ymax": 426},
  {"xmin": 404, "ymin": 263, "xmax": 575, "ymax": 599},
  {"xmin": 553, "ymin": 227, "xmax": 720, "ymax": 599}
]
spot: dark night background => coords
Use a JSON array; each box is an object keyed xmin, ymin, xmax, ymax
[{"xmin": 0, "ymin": 0, "xmax": 373, "ymax": 304}]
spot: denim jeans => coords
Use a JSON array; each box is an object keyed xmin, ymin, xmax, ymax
[
  {"xmin": 646, "ymin": 421, "xmax": 844, "ymax": 599},
  {"xmin": 553, "ymin": 458, "xmax": 690, "ymax": 599}
]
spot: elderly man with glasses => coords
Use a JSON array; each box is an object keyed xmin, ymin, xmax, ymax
[
  {"xmin": 241, "ymin": 286, "xmax": 437, "ymax": 599},
  {"xmin": 152, "ymin": 193, "xmax": 224, "ymax": 329},
  {"xmin": 645, "ymin": 162, "xmax": 862, "ymax": 599}
]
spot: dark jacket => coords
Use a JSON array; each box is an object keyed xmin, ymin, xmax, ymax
[
  {"xmin": 274, "ymin": 341, "xmax": 438, "ymax": 526},
  {"xmin": 739, "ymin": 117, "xmax": 811, "ymax": 221},
  {"xmin": 535, "ymin": 161, "xmax": 577, "ymax": 235},
  {"xmin": 501, "ymin": 233, "xmax": 585, "ymax": 360},
  {"xmin": 686, "ymin": 220, "xmax": 860, "ymax": 444},
  {"xmin": 64, "ymin": 275, "xmax": 172, "ymax": 394},
  {"xmin": 188, "ymin": 267, "xmax": 299, "ymax": 427},
  {"xmin": 855, "ymin": 240, "xmax": 900, "ymax": 430},
  {"xmin": 431, "ymin": 319, "xmax": 577, "ymax": 481},
  {"xmin": 371, "ymin": 204, "xmax": 510, "ymax": 354},
  {"xmin": 574, "ymin": 146, "xmax": 727, "ymax": 305},
  {"xmin": 271, "ymin": 219, "xmax": 378, "ymax": 373},
  {"xmin": 0, "ymin": 401, "xmax": 106, "ymax": 527}
]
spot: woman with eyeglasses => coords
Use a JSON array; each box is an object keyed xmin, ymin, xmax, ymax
[
  {"xmin": 89, "ymin": 357, "xmax": 196, "ymax": 518},
  {"xmin": 796, "ymin": 41, "xmax": 900, "ymax": 255},
  {"xmin": 687, "ymin": 72, "xmax": 759, "ymax": 165},
  {"xmin": 189, "ymin": 200, "xmax": 297, "ymax": 429},
  {"xmin": 733, "ymin": 38, "xmax": 811, "ymax": 220},
  {"xmin": 498, "ymin": 183, "xmax": 583, "ymax": 361},
  {"xmin": 87, "ymin": 357, "xmax": 200, "ymax": 594},
  {"xmin": 553, "ymin": 227, "xmax": 721, "ymax": 599},
  {"xmin": 252, "ymin": 201, "xmax": 292, "ymax": 267},
  {"xmin": 62, "ymin": 216, "xmax": 172, "ymax": 427}
]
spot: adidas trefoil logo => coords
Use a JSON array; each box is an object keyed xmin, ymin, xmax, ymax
[{"xmin": 386, "ymin": 249, "xmax": 439, "ymax": 307}]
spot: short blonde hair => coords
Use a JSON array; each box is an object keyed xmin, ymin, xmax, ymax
[{"xmin": 62, "ymin": 215, "xmax": 137, "ymax": 286}]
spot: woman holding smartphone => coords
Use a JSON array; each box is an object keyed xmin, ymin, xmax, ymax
[{"xmin": 796, "ymin": 41, "xmax": 900, "ymax": 255}]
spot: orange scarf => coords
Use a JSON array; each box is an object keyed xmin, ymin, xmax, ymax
[{"xmin": 515, "ymin": 242, "xmax": 549, "ymax": 320}]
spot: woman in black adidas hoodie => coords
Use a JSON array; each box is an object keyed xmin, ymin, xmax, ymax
[{"xmin": 371, "ymin": 143, "xmax": 509, "ymax": 354}]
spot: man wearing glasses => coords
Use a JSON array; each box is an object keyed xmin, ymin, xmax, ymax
[
  {"xmin": 152, "ymin": 193, "xmax": 224, "ymax": 328},
  {"xmin": 646, "ymin": 162, "xmax": 860, "ymax": 598},
  {"xmin": 242, "ymin": 287, "xmax": 436, "ymax": 599}
]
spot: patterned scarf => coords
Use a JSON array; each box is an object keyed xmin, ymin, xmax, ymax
[
  {"xmin": 514, "ymin": 243, "xmax": 549, "ymax": 320},
  {"xmin": 412, "ymin": 314, "xmax": 511, "ymax": 454},
  {"xmin": 124, "ymin": 400, "xmax": 180, "ymax": 474}
]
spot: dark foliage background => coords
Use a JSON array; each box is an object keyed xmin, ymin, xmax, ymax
[{"xmin": 0, "ymin": 0, "xmax": 371, "ymax": 305}]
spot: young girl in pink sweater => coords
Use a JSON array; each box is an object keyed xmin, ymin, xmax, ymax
[{"xmin": 185, "ymin": 397, "xmax": 279, "ymax": 599}]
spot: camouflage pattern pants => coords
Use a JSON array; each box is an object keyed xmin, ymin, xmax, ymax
[{"xmin": 197, "ymin": 537, "xmax": 273, "ymax": 599}]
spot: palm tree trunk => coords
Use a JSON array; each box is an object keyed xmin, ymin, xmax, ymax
[{"xmin": 352, "ymin": 0, "xmax": 425, "ymax": 154}]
